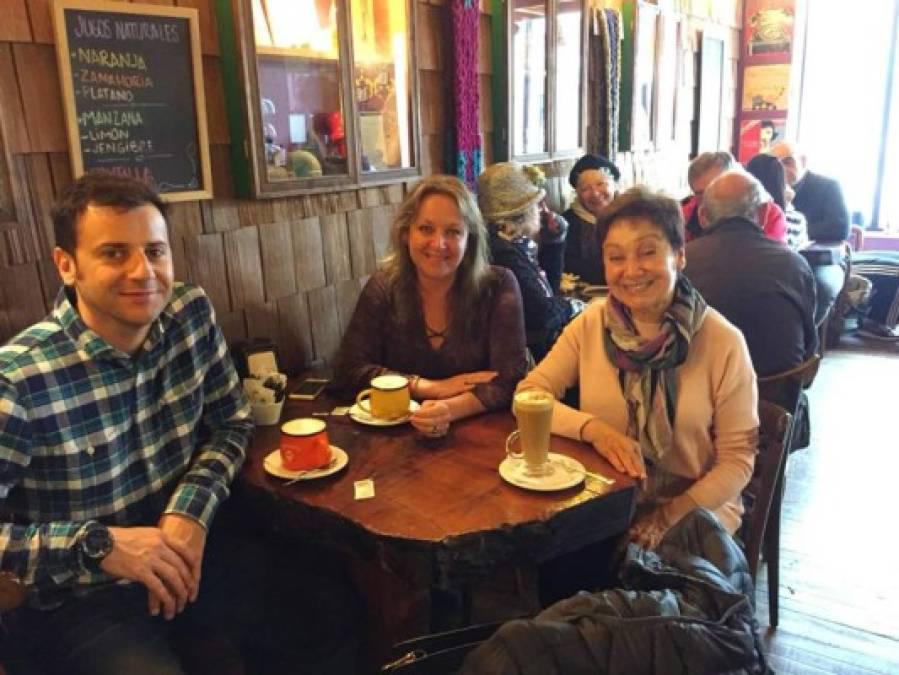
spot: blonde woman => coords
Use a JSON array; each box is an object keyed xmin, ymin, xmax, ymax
[{"xmin": 333, "ymin": 175, "xmax": 529, "ymax": 437}]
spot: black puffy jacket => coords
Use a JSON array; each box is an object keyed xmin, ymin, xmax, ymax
[{"xmin": 462, "ymin": 509, "xmax": 770, "ymax": 675}]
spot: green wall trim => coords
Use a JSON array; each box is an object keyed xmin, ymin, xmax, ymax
[
  {"xmin": 215, "ymin": 0, "xmax": 252, "ymax": 198},
  {"xmin": 491, "ymin": 0, "xmax": 508, "ymax": 163},
  {"xmin": 618, "ymin": 0, "xmax": 635, "ymax": 153}
]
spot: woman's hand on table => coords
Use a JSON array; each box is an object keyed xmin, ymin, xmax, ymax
[
  {"xmin": 410, "ymin": 400, "xmax": 452, "ymax": 437},
  {"xmin": 581, "ymin": 418, "xmax": 646, "ymax": 479},
  {"xmin": 415, "ymin": 371, "xmax": 497, "ymax": 400}
]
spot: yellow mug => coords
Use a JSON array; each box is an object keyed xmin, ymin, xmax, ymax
[{"xmin": 356, "ymin": 374, "xmax": 410, "ymax": 420}]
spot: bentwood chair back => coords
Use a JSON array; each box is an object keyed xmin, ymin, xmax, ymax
[
  {"xmin": 741, "ymin": 400, "xmax": 792, "ymax": 629},
  {"xmin": 757, "ymin": 354, "xmax": 820, "ymax": 451}
]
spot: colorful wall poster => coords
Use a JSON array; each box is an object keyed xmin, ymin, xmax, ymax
[
  {"xmin": 741, "ymin": 64, "xmax": 791, "ymax": 112},
  {"xmin": 745, "ymin": 0, "xmax": 795, "ymax": 57},
  {"xmin": 738, "ymin": 117, "xmax": 787, "ymax": 162}
]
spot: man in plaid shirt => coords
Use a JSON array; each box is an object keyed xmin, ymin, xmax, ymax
[{"xmin": 0, "ymin": 173, "xmax": 255, "ymax": 673}]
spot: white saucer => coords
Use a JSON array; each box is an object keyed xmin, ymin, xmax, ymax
[
  {"xmin": 349, "ymin": 400, "xmax": 420, "ymax": 426},
  {"xmin": 263, "ymin": 445, "xmax": 348, "ymax": 480},
  {"xmin": 581, "ymin": 285, "xmax": 609, "ymax": 298},
  {"xmin": 499, "ymin": 452, "xmax": 586, "ymax": 492}
]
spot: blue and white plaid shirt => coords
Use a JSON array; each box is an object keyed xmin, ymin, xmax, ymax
[{"xmin": 0, "ymin": 282, "xmax": 252, "ymax": 608}]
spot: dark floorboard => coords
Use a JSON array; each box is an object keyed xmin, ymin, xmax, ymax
[{"xmin": 753, "ymin": 335, "xmax": 899, "ymax": 673}]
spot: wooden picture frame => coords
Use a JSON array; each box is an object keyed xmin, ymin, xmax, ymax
[
  {"xmin": 52, "ymin": 0, "xmax": 212, "ymax": 202},
  {"xmin": 653, "ymin": 10, "xmax": 679, "ymax": 148},
  {"xmin": 694, "ymin": 25, "xmax": 727, "ymax": 155},
  {"xmin": 223, "ymin": 0, "xmax": 422, "ymax": 199},
  {"xmin": 631, "ymin": 1, "xmax": 659, "ymax": 151}
]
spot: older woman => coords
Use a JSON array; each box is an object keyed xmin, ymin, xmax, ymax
[
  {"xmin": 518, "ymin": 187, "xmax": 758, "ymax": 548},
  {"xmin": 562, "ymin": 154, "xmax": 621, "ymax": 285},
  {"xmin": 478, "ymin": 162, "xmax": 582, "ymax": 361},
  {"xmin": 333, "ymin": 175, "xmax": 529, "ymax": 437}
]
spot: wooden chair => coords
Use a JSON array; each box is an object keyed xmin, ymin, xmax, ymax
[
  {"xmin": 757, "ymin": 354, "xmax": 821, "ymax": 452},
  {"xmin": 741, "ymin": 400, "xmax": 793, "ymax": 629}
]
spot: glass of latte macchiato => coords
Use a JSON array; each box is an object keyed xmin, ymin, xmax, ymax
[{"xmin": 506, "ymin": 390, "xmax": 555, "ymax": 477}]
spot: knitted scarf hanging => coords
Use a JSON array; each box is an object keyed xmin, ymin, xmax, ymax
[
  {"xmin": 450, "ymin": 0, "xmax": 481, "ymax": 190},
  {"xmin": 587, "ymin": 8, "xmax": 622, "ymax": 159}
]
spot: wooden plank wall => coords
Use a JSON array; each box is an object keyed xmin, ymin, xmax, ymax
[{"xmin": 0, "ymin": 0, "xmax": 740, "ymax": 372}]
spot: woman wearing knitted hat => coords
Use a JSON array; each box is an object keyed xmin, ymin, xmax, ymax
[
  {"xmin": 522, "ymin": 164, "xmax": 569, "ymax": 294},
  {"xmin": 479, "ymin": 162, "xmax": 584, "ymax": 362},
  {"xmin": 562, "ymin": 154, "xmax": 621, "ymax": 285}
]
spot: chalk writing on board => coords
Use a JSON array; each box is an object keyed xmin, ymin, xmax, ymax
[{"xmin": 58, "ymin": 5, "xmax": 208, "ymax": 196}]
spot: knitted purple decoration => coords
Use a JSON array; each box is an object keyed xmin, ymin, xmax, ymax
[{"xmin": 451, "ymin": 0, "xmax": 481, "ymax": 190}]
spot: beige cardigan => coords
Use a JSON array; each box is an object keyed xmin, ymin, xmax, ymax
[{"xmin": 518, "ymin": 298, "xmax": 758, "ymax": 533}]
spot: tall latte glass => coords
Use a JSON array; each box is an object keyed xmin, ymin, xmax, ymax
[{"xmin": 506, "ymin": 390, "xmax": 555, "ymax": 476}]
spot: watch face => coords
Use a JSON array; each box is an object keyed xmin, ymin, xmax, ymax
[{"xmin": 84, "ymin": 525, "xmax": 113, "ymax": 560}]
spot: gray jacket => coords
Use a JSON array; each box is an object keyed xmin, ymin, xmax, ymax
[{"xmin": 462, "ymin": 509, "xmax": 770, "ymax": 675}]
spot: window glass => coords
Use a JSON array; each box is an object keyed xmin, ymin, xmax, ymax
[
  {"xmin": 253, "ymin": 0, "xmax": 348, "ymax": 180},
  {"xmin": 554, "ymin": 0, "xmax": 581, "ymax": 152},
  {"xmin": 351, "ymin": 0, "xmax": 414, "ymax": 172},
  {"xmin": 512, "ymin": 0, "xmax": 547, "ymax": 156}
]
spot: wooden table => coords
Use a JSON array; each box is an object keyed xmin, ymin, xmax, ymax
[{"xmin": 236, "ymin": 396, "xmax": 637, "ymax": 666}]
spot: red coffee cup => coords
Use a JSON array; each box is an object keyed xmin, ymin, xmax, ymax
[{"xmin": 280, "ymin": 418, "xmax": 331, "ymax": 471}]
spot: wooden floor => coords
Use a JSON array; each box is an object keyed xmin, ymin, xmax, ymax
[{"xmin": 753, "ymin": 336, "xmax": 899, "ymax": 674}]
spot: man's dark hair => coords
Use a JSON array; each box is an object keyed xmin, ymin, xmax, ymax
[
  {"xmin": 596, "ymin": 186, "xmax": 685, "ymax": 251},
  {"xmin": 52, "ymin": 171, "xmax": 168, "ymax": 255}
]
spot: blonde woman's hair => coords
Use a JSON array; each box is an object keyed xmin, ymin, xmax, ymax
[{"xmin": 381, "ymin": 174, "xmax": 492, "ymax": 336}]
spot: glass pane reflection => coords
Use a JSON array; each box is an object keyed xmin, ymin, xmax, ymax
[
  {"xmin": 351, "ymin": 0, "xmax": 414, "ymax": 172},
  {"xmin": 554, "ymin": 0, "xmax": 581, "ymax": 152},
  {"xmin": 253, "ymin": 0, "xmax": 348, "ymax": 180},
  {"xmin": 512, "ymin": 0, "xmax": 547, "ymax": 156}
]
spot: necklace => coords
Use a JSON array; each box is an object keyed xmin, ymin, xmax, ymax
[{"xmin": 425, "ymin": 323, "xmax": 448, "ymax": 339}]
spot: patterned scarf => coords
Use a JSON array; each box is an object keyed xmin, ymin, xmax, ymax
[{"xmin": 603, "ymin": 275, "xmax": 707, "ymax": 465}]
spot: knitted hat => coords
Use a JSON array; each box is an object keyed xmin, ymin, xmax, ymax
[
  {"xmin": 477, "ymin": 162, "xmax": 545, "ymax": 221},
  {"xmin": 568, "ymin": 154, "xmax": 621, "ymax": 188}
]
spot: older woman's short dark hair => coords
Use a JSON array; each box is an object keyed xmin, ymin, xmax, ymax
[
  {"xmin": 52, "ymin": 171, "xmax": 168, "ymax": 255},
  {"xmin": 596, "ymin": 187, "xmax": 685, "ymax": 251}
]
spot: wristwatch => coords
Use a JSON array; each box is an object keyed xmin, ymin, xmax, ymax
[{"xmin": 77, "ymin": 521, "xmax": 114, "ymax": 571}]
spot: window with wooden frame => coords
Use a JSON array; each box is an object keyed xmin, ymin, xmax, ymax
[
  {"xmin": 507, "ymin": 0, "xmax": 586, "ymax": 161},
  {"xmin": 228, "ymin": 0, "xmax": 421, "ymax": 197}
]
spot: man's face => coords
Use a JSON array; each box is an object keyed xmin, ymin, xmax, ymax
[
  {"xmin": 53, "ymin": 203, "xmax": 174, "ymax": 351},
  {"xmin": 770, "ymin": 145, "xmax": 805, "ymax": 186},
  {"xmin": 778, "ymin": 155, "xmax": 802, "ymax": 185},
  {"xmin": 691, "ymin": 166, "xmax": 725, "ymax": 202}
]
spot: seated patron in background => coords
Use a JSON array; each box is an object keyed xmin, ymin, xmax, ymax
[
  {"xmin": 562, "ymin": 154, "xmax": 621, "ymax": 285},
  {"xmin": 684, "ymin": 151, "xmax": 786, "ymax": 244},
  {"xmin": 518, "ymin": 187, "xmax": 757, "ymax": 548},
  {"xmin": 770, "ymin": 141, "xmax": 850, "ymax": 243},
  {"xmin": 685, "ymin": 170, "xmax": 818, "ymax": 377},
  {"xmin": 523, "ymin": 164, "xmax": 569, "ymax": 294},
  {"xmin": 479, "ymin": 162, "xmax": 583, "ymax": 361},
  {"xmin": 333, "ymin": 175, "xmax": 529, "ymax": 438},
  {"xmin": 682, "ymin": 152, "xmax": 735, "ymax": 242},
  {"xmin": 0, "ymin": 173, "xmax": 356, "ymax": 673},
  {"xmin": 770, "ymin": 141, "xmax": 848, "ymax": 326},
  {"xmin": 746, "ymin": 153, "xmax": 809, "ymax": 250}
]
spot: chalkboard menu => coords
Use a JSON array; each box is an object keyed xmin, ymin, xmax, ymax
[{"xmin": 52, "ymin": 0, "xmax": 212, "ymax": 201}]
